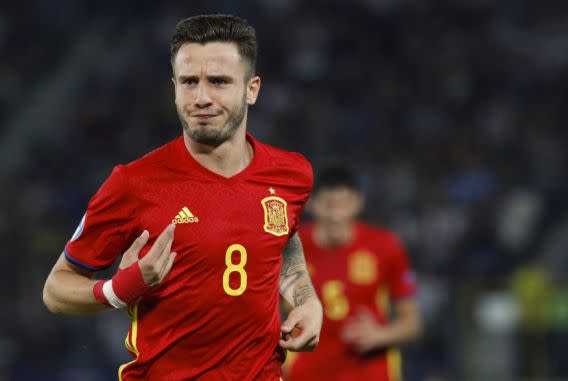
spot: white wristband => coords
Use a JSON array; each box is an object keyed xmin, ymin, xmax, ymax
[{"xmin": 102, "ymin": 280, "xmax": 128, "ymax": 309}]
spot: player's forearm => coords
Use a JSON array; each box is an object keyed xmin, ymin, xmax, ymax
[
  {"xmin": 375, "ymin": 315, "xmax": 422, "ymax": 347},
  {"xmin": 43, "ymin": 270, "xmax": 107, "ymax": 315},
  {"xmin": 280, "ymin": 270, "xmax": 318, "ymax": 307},
  {"xmin": 377, "ymin": 300, "xmax": 422, "ymax": 347},
  {"xmin": 43, "ymin": 254, "xmax": 108, "ymax": 315},
  {"xmin": 279, "ymin": 233, "xmax": 319, "ymax": 307}
]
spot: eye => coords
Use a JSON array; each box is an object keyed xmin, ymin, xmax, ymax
[
  {"xmin": 183, "ymin": 78, "xmax": 198, "ymax": 85},
  {"xmin": 211, "ymin": 78, "xmax": 228, "ymax": 85}
]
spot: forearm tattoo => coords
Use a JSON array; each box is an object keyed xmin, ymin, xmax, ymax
[
  {"xmin": 280, "ymin": 233, "xmax": 316, "ymax": 307},
  {"xmin": 293, "ymin": 284, "xmax": 314, "ymax": 307}
]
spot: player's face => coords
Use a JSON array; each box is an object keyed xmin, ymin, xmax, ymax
[
  {"xmin": 310, "ymin": 187, "xmax": 363, "ymax": 232},
  {"xmin": 172, "ymin": 42, "xmax": 260, "ymax": 146}
]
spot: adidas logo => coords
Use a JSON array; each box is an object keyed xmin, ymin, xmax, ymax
[{"xmin": 172, "ymin": 207, "xmax": 199, "ymax": 224}]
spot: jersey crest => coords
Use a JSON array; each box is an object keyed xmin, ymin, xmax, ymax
[
  {"xmin": 261, "ymin": 196, "xmax": 289, "ymax": 236},
  {"xmin": 348, "ymin": 250, "xmax": 377, "ymax": 284}
]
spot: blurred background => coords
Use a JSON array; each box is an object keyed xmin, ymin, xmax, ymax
[{"xmin": 1, "ymin": 0, "xmax": 568, "ymax": 380}]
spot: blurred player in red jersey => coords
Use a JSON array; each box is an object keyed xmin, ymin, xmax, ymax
[
  {"xmin": 43, "ymin": 14, "xmax": 323, "ymax": 381},
  {"xmin": 287, "ymin": 164, "xmax": 422, "ymax": 381}
]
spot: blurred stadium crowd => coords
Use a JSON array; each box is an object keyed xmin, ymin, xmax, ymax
[{"xmin": 1, "ymin": 1, "xmax": 567, "ymax": 380}]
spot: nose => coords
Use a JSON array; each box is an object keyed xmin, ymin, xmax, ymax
[
  {"xmin": 326, "ymin": 205, "xmax": 348, "ymax": 224},
  {"xmin": 194, "ymin": 82, "xmax": 213, "ymax": 108}
]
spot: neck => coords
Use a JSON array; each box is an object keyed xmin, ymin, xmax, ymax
[
  {"xmin": 183, "ymin": 127, "xmax": 253, "ymax": 178},
  {"xmin": 313, "ymin": 222, "xmax": 356, "ymax": 249}
]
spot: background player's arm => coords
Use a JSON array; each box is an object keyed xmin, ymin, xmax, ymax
[
  {"xmin": 43, "ymin": 226, "xmax": 176, "ymax": 315},
  {"xmin": 279, "ymin": 232, "xmax": 323, "ymax": 351},
  {"xmin": 389, "ymin": 297, "xmax": 423, "ymax": 343},
  {"xmin": 341, "ymin": 298, "xmax": 422, "ymax": 353}
]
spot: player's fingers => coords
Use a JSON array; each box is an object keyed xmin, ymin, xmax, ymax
[
  {"xmin": 138, "ymin": 225, "xmax": 174, "ymax": 285},
  {"xmin": 304, "ymin": 335, "xmax": 319, "ymax": 351},
  {"xmin": 125, "ymin": 230, "xmax": 149, "ymax": 258},
  {"xmin": 158, "ymin": 252, "xmax": 177, "ymax": 282},
  {"xmin": 145, "ymin": 224, "xmax": 175, "ymax": 261},
  {"xmin": 279, "ymin": 321, "xmax": 300, "ymax": 349},
  {"xmin": 296, "ymin": 331, "xmax": 319, "ymax": 352},
  {"xmin": 119, "ymin": 230, "xmax": 149, "ymax": 269},
  {"xmin": 281, "ymin": 322, "xmax": 308, "ymax": 347},
  {"xmin": 281, "ymin": 314, "xmax": 301, "ymax": 334},
  {"xmin": 154, "ymin": 230, "xmax": 175, "ymax": 272},
  {"xmin": 340, "ymin": 329, "xmax": 354, "ymax": 342},
  {"xmin": 340, "ymin": 325, "xmax": 361, "ymax": 342},
  {"xmin": 279, "ymin": 339, "xmax": 296, "ymax": 350},
  {"xmin": 279, "ymin": 331, "xmax": 316, "ymax": 351}
]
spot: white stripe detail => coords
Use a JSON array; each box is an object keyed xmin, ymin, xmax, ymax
[{"xmin": 102, "ymin": 280, "xmax": 128, "ymax": 309}]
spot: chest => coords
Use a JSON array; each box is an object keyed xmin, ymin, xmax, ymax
[
  {"xmin": 134, "ymin": 178, "xmax": 298, "ymax": 273},
  {"xmin": 308, "ymin": 245, "xmax": 391, "ymax": 322},
  {"xmin": 314, "ymin": 248, "xmax": 386, "ymax": 291}
]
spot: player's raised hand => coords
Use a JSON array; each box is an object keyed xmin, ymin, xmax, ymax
[
  {"xmin": 137, "ymin": 224, "xmax": 177, "ymax": 285},
  {"xmin": 118, "ymin": 224, "xmax": 177, "ymax": 286},
  {"xmin": 279, "ymin": 298, "xmax": 323, "ymax": 352},
  {"xmin": 94, "ymin": 224, "xmax": 177, "ymax": 309},
  {"xmin": 119, "ymin": 230, "xmax": 150, "ymax": 269}
]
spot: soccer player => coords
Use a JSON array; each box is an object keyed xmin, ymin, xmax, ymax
[
  {"xmin": 42, "ymin": 14, "xmax": 323, "ymax": 381},
  {"xmin": 287, "ymin": 164, "xmax": 422, "ymax": 381}
]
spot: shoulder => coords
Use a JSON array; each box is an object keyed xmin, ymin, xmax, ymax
[
  {"xmin": 118, "ymin": 137, "xmax": 181, "ymax": 179},
  {"xmin": 357, "ymin": 222, "xmax": 406, "ymax": 253},
  {"xmin": 92, "ymin": 139, "xmax": 177, "ymax": 200},
  {"xmin": 253, "ymin": 138, "xmax": 314, "ymax": 188}
]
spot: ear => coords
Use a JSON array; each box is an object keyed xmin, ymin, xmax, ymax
[{"xmin": 246, "ymin": 75, "xmax": 261, "ymax": 105}]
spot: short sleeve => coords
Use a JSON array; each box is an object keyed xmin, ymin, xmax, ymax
[
  {"xmin": 64, "ymin": 165, "xmax": 139, "ymax": 271},
  {"xmin": 387, "ymin": 234, "xmax": 418, "ymax": 300}
]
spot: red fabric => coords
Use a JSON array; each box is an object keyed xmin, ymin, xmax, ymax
[
  {"xmin": 288, "ymin": 222, "xmax": 417, "ymax": 381},
  {"xmin": 65, "ymin": 165, "xmax": 137, "ymax": 271},
  {"xmin": 93, "ymin": 280, "xmax": 111, "ymax": 307},
  {"xmin": 112, "ymin": 264, "xmax": 150, "ymax": 305},
  {"xmin": 65, "ymin": 134, "xmax": 312, "ymax": 381}
]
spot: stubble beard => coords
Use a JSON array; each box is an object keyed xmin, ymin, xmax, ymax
[{"xmin": 178, "ymin": 94, "xmax": 247, "ymax": 147}]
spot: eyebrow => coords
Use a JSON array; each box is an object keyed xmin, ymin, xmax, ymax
[{"xmin": 178, "ymin": 74, "xmax": 234, "ymax": 82}]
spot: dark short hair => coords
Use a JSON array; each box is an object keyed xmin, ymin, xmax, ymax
[
  {"xmin": 170, "ymin": 14, "xmax": 257, "ymax": 78},
  {"xmin": 314, "ymin": 163, "xmax": 361, "ymax": 193}
]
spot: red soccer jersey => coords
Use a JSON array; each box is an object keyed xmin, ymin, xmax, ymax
[
  {"xmin": 65, "ymin": 134, "xmax": 313, "ymax": 381},
  {"xmin": 288, "ymin": 222, "xmax": 417, "ymax": 381}
]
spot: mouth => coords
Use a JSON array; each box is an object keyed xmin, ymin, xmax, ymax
[{"xmin": 191, "ymin": 113, "xmax": 220, "ymax": 120}]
